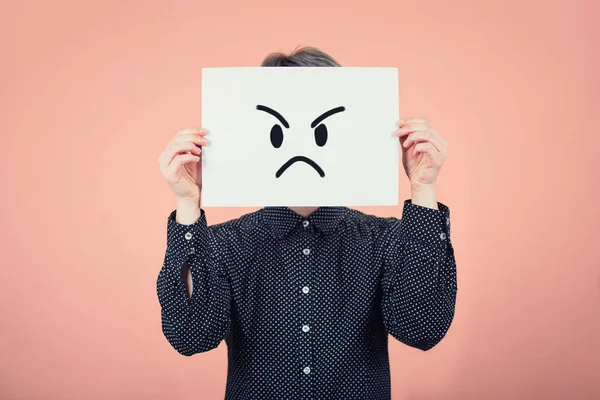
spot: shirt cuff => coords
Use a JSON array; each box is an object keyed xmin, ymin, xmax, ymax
[
  {"xmin": 399, "ymin": 199, "xmax": 451, "ymax": 243},
  {"xmin": 166, "ymin": 208, "xmax": 209, "ymax": 263}
]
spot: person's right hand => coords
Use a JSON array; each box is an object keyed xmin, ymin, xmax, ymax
[{"xmin": 158, "ymin": 128, "xmax": 209, "ymax": 204}]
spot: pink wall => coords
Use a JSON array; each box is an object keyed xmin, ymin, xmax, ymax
[{"xmin": 1, "ymin": 0, "xmax": 599, "ymax": 398}]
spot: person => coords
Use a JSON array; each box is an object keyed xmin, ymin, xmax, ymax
[{"xmin": 156, "ymin": 46, "xmax": 457, "ymax": 400}]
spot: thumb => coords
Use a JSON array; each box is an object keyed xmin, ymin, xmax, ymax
[{"xmin": 399, "ymin": 135, "xmax": 409, "ymax": 152}]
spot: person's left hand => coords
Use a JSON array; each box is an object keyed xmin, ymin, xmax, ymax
[{"xmin": 395, "ymin": 117, "xmax": 447, "ymax": 187}]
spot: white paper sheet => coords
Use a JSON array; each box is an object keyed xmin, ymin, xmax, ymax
[{"xmin": 201, "ymin": 67, "xmax": 399, "ymax": 207}]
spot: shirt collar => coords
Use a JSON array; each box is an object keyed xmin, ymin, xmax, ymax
[{"xmin": 262, "ymin": 206, "xmax": 348, "ymax": 239}]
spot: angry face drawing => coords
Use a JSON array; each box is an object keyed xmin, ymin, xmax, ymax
[{"xmin": 256, "ymin": 104, "xmax": 346, "ymax": 178}]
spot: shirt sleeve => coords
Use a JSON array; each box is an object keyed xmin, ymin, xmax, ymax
[
  {"xmin": 378, "ymin": 199, "xmax": 457, "ymax": 351},
  {"xmin": 156, "ymin": 208, "xmax": 232, "ymax": 356}
]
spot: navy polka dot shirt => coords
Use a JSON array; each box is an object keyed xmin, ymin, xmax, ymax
[{"xmin": 157, "ymin": 199, "xmax": 457, "ymax": 399}]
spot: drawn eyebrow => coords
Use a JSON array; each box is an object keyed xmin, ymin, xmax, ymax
[
  {"xmin": 256, "ymin": 105, "xmax": 289, "ymax": 128},
  {"xmin": 310, "ymin": 106, "xmax": 346, "ymax": 128}
]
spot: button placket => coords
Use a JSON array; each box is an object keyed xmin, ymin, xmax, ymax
[{"xmin": 298, "ymin": 228, "xmax": 313, "ymax": 399}]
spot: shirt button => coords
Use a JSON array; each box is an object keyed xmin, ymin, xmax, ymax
[
  {"xmin": 184, "ymin": 232, "xmax": 193, "ymax": 240},
  {"xmin": 446, "ymin": 217, "xmax": 450, "ymax": 226},
  {"xmin": 302, "ymin": 286, "xmax": 310, "ymax": 294},
  {"xmin": 302, "ymin": 325, "xmax": 310, "ymax": 332},
  {"xmin": 303, "ymin": 367, "xmax": 311, "ymax": 374},
  {"xmin": 440, "ymin": 232, "xmax": 447, "ymax": 240},
  {"xmin": 303, "ymin": 220, "xmax": 309, "ymax": 228},
  {"xmin": 303, "ymin": 248, "xmax": 311, "ymax": 255},
  {"xmin": 188, "ymin": 247, "xmax": 195, "ymax": 254}
]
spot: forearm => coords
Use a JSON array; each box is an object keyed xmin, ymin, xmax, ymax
[
  {"xmin": 380, "ymin": 200, "xmax": 456, "ymax": 350},
  {"xmin": 158, "ymin": 257, "xmax": 231, "ymax": 355},
  {"xmin": 157, "ymin": 207, "xmax": 231, "ymax": 355},
  {"xmin": 385, "ymin": 240, "xmax": 456, "ymax": 350}
]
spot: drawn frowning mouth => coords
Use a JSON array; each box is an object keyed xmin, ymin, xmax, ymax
[{"xmin": 275, "ymin": 156, "xmax": 325, "ymax": 178}]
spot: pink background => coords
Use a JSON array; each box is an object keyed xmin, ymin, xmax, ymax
[{"xmin": 1, "ymin": 0, "xmax": 599, "ymax": 399}]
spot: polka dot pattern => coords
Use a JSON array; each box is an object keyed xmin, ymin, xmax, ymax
[{"xmin": 157, "ymin": 199, "xmax": 457, "ymax": 399}]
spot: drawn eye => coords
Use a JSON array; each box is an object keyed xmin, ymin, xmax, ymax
[
  {"xmin": 270, "ymin": 124, "xmax": 283, "ymax": 148},
  {"xmin": 314, "ymin": 124, "xmax": 328, "ymax": 147}
]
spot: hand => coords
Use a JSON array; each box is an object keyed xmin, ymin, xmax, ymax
[
  {"xmin": 158, "ymin": 127, "xmax": 209, "ymax": 204},
  {"xmin": 395, "ymin": 117, "xmax": 447, "ymax": 188}
]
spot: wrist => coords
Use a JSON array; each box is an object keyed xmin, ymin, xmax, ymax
[
  {"xmin": 176, "ymin": 195, "xmax": 200, "ymax": 207},
  {"xmin": 410, "ymin": 181, "xmax": 435, "ymax": 193},
  {"xmin": 175, "ymin": 200, "xmax": 201, "ymax": 225},
  {"xmin": 410, "ymin": 183, "xmax": 437, "ymax": 209}
]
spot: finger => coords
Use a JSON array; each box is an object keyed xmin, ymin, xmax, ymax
[
  {"xmin": 168, "ymin": 154, "xmax": 201, "ymax": 176},
  {"xmin": 159, "ymin": 140, "xmax": 201, "ymax": 166},
  {"xmin": 158, "ymin": 129, "xmax": 207, "ymax": 165},
  {"xmin": 403, "ymin": 131, "xmax": 443, "ymax": 152},
  {"xmin": 172, "ymin": 133, "xmax": 210, "ymax": 146},
  {"xmin": 397, "ymin": 117, "xmax": 429, "ymax": 127},
  {"xmin": 396, "ymin": 122, "xmax": 447, "ymax": 150},
  {"xmin": 395, "ymin": 123, "xmax": 431, "ymax": 137},
  {"xmin": 175, "ymin": 128, "xmax": 209, "ymax": 137},
  {"xmin": 162, "ymin": 141, "xmax": 202, "ymax": 167},
  {"xmin": 420, "ymin": 126, "xmax": 446, "ymax": 148},
  {"xmin": 413, "ymin": 142, "xmax": 438, "ymax": 157}
]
